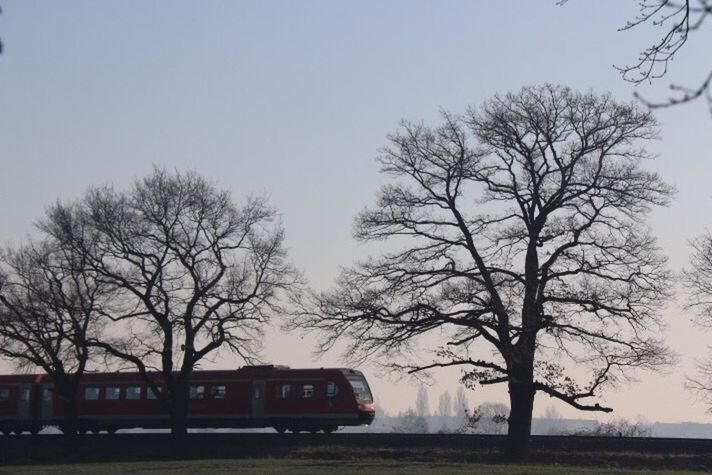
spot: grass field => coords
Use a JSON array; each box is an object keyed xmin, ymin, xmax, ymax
[{"xmin": 0, "ymin": 459, "xmax": 705, "ymax": 475}]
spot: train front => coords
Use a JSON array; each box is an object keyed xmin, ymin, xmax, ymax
[{"xmin": 345, "ymin": 370, "xmax": 375, "ymax": 425}]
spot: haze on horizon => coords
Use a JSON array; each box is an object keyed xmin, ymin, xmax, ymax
[{"xmin": 1, "ymin": 0, "xmax": 711, "ymax": 424}]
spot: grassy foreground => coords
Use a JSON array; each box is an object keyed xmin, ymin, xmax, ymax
[{"xmin": 0, "ymin": 459, "xmax": 704, "ymax": 475}]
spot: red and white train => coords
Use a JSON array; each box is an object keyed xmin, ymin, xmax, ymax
[{"xmin": 0, "ymin": 365, "xmax": 375, "ymax": 434}]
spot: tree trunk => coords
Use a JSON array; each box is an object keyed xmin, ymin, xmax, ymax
[
  {"xmin": 61, "ymin": 397, "xmax": 79, "ymax": 436},
  {"xmin": 505, "ymin": 358, "xmax": 536, "ymax": 461},
  {"xmin": 58, "ymin": 393, "xmax": 80, "ymax": 456},
  {"xmin": 168, "ymin": 382, "xmax": 190, "ymax": 456},
  {"xmin": 169, "ymin": 381, "xmax": 189, "ymax": 436}
]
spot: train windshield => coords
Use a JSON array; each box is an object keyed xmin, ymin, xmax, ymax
[{"xmin": 347, "ymin": 375, "xmax": 373, "ymax": 404}]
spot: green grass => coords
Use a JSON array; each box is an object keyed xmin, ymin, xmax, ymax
[{"xmin": 0, "ymin": 459, "xmax": 704, "ymax": 475}]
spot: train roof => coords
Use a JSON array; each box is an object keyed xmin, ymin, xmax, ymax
[{"xmin": 0, "ymin": 366, "xmax": 367, "ymax": 383}]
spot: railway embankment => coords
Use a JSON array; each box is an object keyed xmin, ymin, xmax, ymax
[{"xmin": 2, "ymin": 433, "xmax": 712, "ymax": 471}]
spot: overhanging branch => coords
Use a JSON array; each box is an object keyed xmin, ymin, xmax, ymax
[{"xmin": 534, "ymin": 381, "xmax": 613, "ymax": 412}]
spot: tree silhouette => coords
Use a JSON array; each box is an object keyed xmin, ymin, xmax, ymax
[
  {"xmin": 0, "ymin": 240, "xmax": 110, "ymax": 434},
  {"xmin": 454, "ymin": 386, "xmax": 468, "ymax": 419},
  {"xmin": 437, "ymin": 390, "xmax": 453, "ymax": 417},
  {"xmin": 415, "ymin": 385, "xmax": 430, "ymax": 417},
  {"xmin": 683, "ymin": 230, "xmax": 712, "ymax": 406},
  {"xmin": 43, "ymin": 167, "xmax": 301, "ymax": 435},
  {"xmin": 293, "ymin": 85, "xmax": 674, "ymax": 460}
]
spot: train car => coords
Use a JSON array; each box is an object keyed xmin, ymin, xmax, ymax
[
  {"xmin": 0, "ymin": 366, "xmax": 375, "ymax": 434},
  {"xmin": 0, "ymin": 374, "xmax": 50, "ymax": 434}
]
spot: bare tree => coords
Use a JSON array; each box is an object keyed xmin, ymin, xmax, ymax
[
  {"xmin": 0, "ymin": 240, "xmax": 109, "ymax": 434},
  {"xmin": 42, "ymin": 168, "xmax": 300, "ymax": 435},
  {"xmin": 454, "ymin": 406, "xmax": 482, "ymax": 434},
  {"xmin": 682, "ymin": 231, "xmax": 712, "ymax": 405},
  {"xmin": 454, "ymin": 386, "xmax": 468, "ymax": 419},
  {"xmin": 415, "ymin": 385, "xmax": 430, "ymax": 417},
  {"xmin": 293, "ymin": 85, "xmax": 673, "ymax": 460},
  {"xmin": 562, "ymin": 0, "xmax": 712, "ymax": 114},
  {"xmin": 437, "ymin": 390, "xmax": 453, "ymax": 417},
  {"xmin": 684, "ymin": 233, "xmax": 712, "ymax": 323}
]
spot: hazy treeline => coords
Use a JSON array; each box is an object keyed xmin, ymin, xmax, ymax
[{"xmin": 385, "ymin": 386, "xmax": 653, "ymax": 437}]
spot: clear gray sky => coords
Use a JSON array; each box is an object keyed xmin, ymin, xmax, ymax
[{"xmin": 1, "ymin": 0, "xmax": 711, "ymax": 422}]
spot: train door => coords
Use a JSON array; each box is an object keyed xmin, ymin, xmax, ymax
[
  {"xmin": 17, "ymin": 383, "xmax": 32, "ymax": 422},
  {"xmin": 40, "ymin": 382, "xmax": 54, "ymax": 422},
  {"xmin": 251, "ymin": 379, "xmax": 265, "ymax": 418}
]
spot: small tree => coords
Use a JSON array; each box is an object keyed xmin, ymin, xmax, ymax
[
  {"xmin": 415, "ymin": 385, "xmax": 430, "ymax": 417},
  {"xmin": 43, "ymin": 168, "xmax": 300, "ymax": 435},
  {"xmin": 294, "ymin": 85, "xmax": 673, "ymax": 460},
  {"xmin": 437, "ymin": 390, "xmax": 453, "ymax": 417},
  {"xmin": 455, "ymin": 406, "xmax": 482, "ymax": 434},
  {"xmin": 454, "ymin": 386, "xmax": 468, "ymax": 420},
  {"xmin": 0, "ymin": 240, "xmax": 109, "ymax": 434}
]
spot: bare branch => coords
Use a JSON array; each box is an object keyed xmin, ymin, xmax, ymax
[{"xmin": 562, "ymin": 0, "xmax": 712, "ymax": 114}]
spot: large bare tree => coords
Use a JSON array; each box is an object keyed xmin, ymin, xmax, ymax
[
  {"xmin": 0, "ymin": 240, "xmax": 109, "ymax": 434},
  {"xmin": 293, "ymin": 85, "xmax": 674, "ymax": 459},
  {"xmin": 42, "ymin": 168, "xmax": 300, "ymax": 435}
]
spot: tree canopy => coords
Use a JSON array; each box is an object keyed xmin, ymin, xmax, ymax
[{"xmin": 293, "ymin": 84, "xmax": 674, "ymax": 459}]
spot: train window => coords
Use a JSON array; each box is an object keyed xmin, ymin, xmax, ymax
[
  {"xmin": 189, "ymin": 385, "xmax": 205, "ymax": 400},
  {"xmin": 147, "ymin": 386, "xmax": 161, "ymax": 400},
  {"xmin": 42, "ymin": 387, "xmax": 53, "ymax": 401},
  {"xmin": 276, "ymin": 384, "xmax": 291, "ymax": 399},
  {"xmin": 300, "ymin": 384, "xmax": 314, "ymax": 399},
  {"xmin": 105, "ymin": 387, "xmax": 121, "ymax": 400},
  {"xmin": 0, "ymin": 388, "xmax": 9, "ymax": 402},
  {"xmin": 126, "ymin": 386, "xmax": 142, "ymax": 400},
  {"xmin": 346, "ymin": 375, "xmax": 373, "ymax": 404},
  {"xmin": 327, "ymin": 381, "xmax": 340, "ymax": 397},
  {"xmin": 211, "ymin": 385, "xmax": 226, "ymax": 399},
  {"xmin": 84, "ymin": 387, "xmax": 100, "ymax": 401},
  {"xmin": 20, "ymin": 388, "xmax": 31, "ymax": 401}
]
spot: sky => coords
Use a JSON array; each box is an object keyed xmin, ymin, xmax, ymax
[{"xmin": 1, "ymin": 0, "xmax": 711, "ymax": 423}]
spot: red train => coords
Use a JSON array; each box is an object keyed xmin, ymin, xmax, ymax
[{"xmin": 0, "ymin": 365, "xmax": 375, "ymax": 434}]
